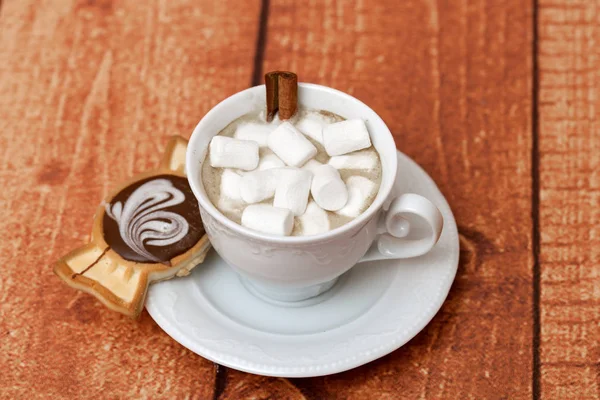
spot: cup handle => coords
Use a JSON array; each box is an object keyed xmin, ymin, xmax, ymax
[{"xmin": 359, "ymin": 193, "xmax": 443, "ymax": 262}]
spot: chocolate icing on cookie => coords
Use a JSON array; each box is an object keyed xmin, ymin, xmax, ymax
[{"xmin": 103, "ymin": 175, "xmax": 204, "ymax": 263}]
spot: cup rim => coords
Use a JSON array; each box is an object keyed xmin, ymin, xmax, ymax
[{"xmin": 186, "ymin": 82, "xmax": 397, "ymax": 244}]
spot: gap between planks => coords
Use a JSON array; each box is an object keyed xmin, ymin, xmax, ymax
[
  {"xmin": 213, "ymin": 0, "xmax": 271, "ymax": 398},
  {"xmin": 251, "ymin": 0, "xmax": 270, "ymax": 87},
  {"xmin": 531, "ymin": 0, "xmax": 542, "ymax": 399}
]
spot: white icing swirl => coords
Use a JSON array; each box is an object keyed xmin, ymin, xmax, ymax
[{"xmin": 106, "ymin": 179, "xmax": 189, "ymax": 262}]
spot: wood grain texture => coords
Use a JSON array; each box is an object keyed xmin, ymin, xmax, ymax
[
  {"xmin": 0, "ymin": 0, "xmax": 260, "ymax": 398},
  {"xmin": 538, "ymin": 1, "xmax": 600, "ymax": 398},
  {"xmin": 256, "ymin": 0, "xmax": 534, "ymax": 398},
  {"xmin": 220, "ymin": 370, "xmax": 306, "ymax": 400}
]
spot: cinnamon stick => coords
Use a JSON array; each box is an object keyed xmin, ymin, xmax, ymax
[
  {"xmin": 264, "ymin": 71, "xmax": 298, "ymax": 121},
  {"xmin": 277, "ymin": 72, "xmax": 297, "ymax": 120},
  {"xmin": 265, "ymin": 71, "xmax": 279, "ymax": 122}
]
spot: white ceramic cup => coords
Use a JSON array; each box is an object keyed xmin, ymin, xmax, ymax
[{"xmin": 186, "ymin": 83, "xmax": 443, "ymax": 302}]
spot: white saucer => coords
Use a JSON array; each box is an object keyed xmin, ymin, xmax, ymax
[{"xmin": 146, "ymin": 151, "xmax": 459, "ymax": 378}]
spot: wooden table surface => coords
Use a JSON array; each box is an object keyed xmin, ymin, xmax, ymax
[{"xmin": 0, "ymin": 0, "xmax": 597, "ymax": 398}]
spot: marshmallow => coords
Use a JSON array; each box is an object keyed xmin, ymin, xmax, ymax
[
  {"xmin": 258, "ymin": 153, "xmax": 285, "ymax": 171},
  {"xmin": 210, "ymin": 136, "xmax": 259, "ymax": 170},
  {"xmin": 241, "ymin": 204, "xmax": 294, "ymax": 236},
  {"xmin": 273, "ymin": 168, "xmax": 313, "ymax": 216},
  {"xmin": 301, "ymin": 159, "xmax": 323, "ymax": 174},
  {"xmin": 328, "ymin": 151, "xmax": 378, "ymax": 171},
  {"xmin": 235, "ymin": 153, "xmax": 285, "ymax": 176},
  {"xmin": 233, "ymin": 122, "xmax": 274, "ymax": 147},
  {"xmin": 295, "ymin": 117, "xmax": 324, "ymax": 144},
  {"xmin": 336, "ymin": 176, "xmax": 377, "ymax": 217},
  {"xmin": 218, "ymin": 196, "xmax": 244, "ymax": 214},
  {"xmin": 217, "ymin": 169, "xmax": 245, "ymax": 213},
  {"xmin": 298, "ymin": 201, "xmax": 330, "ymax": 236},
  {"xmin": 322, "ymin": 119, "xmax": 372, "ymax": 156},
  {"xmin": 239, "ymin": 169, "xmax": 278, "ymax": 204},
  {"xmin": 268, "ymin": 122, "xmax": 317, "ymax": 167},
  {"xmin": 311, "ymin": 165, "xmax": 348, "ymax": 211},
  {"xmin": 220, "ymin": 169, "xmax": 242, "ymax": 201}
]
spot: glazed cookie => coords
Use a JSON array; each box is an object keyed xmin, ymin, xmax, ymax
[{"xmin": 54, "ymin": 136, "xmax": 211, "ymax": 318}]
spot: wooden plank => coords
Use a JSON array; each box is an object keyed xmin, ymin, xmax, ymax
[
  {"xmin": 0, "ymin": 0, "xmax": 259, "ymax": 398},
  {"xmin": 220, "ymin": 370, "xmax": 306, "ymax": 399},
  {"xmin": 538, "ymin": 1, "xmax": 600, "ymax": 398},
  {"xmin": 232, "ymin": 0, "xmax": 533, "ymax": 398}
]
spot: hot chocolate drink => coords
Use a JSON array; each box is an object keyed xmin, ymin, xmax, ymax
[{"xmin": 201, "ymin": 108, "xmax": 382, "ymax": 236}]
